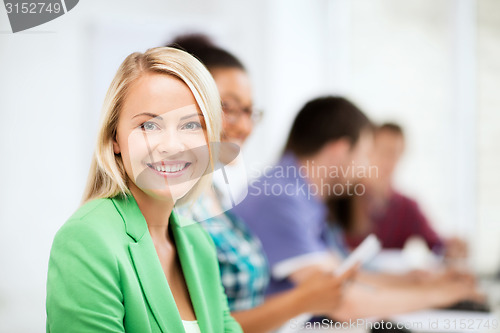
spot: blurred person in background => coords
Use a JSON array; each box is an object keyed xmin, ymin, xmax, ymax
[
  {"xmin": 169, "ymin": 35, "xmax": 356, "ymax": 333},
  {"xmin": 342, "ymin": 123, "xmax": 467, "ymax": 260},
  {"xmin": 234, "ymin": 97, "xmax": 480, "ymax": 321}
]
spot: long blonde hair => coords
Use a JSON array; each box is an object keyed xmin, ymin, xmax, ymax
[{"xmin": 82, "ymin": 47, "xmax": 221, "ymax": 205}]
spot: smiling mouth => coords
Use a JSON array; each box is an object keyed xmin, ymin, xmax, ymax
[{"xmin": 146, "ymin": 161, "xmax": 192, "ymax": 174}]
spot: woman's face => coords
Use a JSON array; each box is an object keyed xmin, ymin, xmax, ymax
[
  {"xmin": 211, "ymin": 67, "xmax": 253, "ymax": 148},
  {"xmin": 113, "ymin": 73, "xmax": 209, "ymax": 202},
  {"xmin": 370, "ymin": 130, "xmax": 405, "ymax": 181}
]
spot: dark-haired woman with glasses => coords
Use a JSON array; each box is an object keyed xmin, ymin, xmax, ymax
[{"xmin": 169, "ymin": 34, "xmax": 355, "ymax": 333}]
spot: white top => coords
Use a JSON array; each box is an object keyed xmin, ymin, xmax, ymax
[{"xmin": 182, "ymin": 320, "xmax": 201, "ymax": 333}]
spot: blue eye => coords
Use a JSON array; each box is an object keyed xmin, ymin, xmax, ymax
[
  {"xmin": 182, "ymin": 121, "xmax": 202, "ymax": 130},
  {"xmin": 140, "ymin": 121, "xmax": 160, "ymax": 131}
]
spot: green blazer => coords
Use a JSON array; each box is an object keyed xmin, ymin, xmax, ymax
[{"xmin": 46, "ymin": 195, "xmax": 242, "ymax": 333}]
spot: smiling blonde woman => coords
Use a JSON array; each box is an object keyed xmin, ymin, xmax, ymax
[{"xmin": 46, "ymin": 47, "xmax": 242, "ymax": 333}]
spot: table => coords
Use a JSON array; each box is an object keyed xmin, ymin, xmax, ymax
[{"xmin": 278, "ymin": 278, "xmax": 500, "ymax": 333}]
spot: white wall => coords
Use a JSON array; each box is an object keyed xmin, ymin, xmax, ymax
[
  {"xmin": 0, "ymin": 0, "xmax": 498, "ymax": 331},
  {"xmin": 348, "ymin": 0, "xmax": 468, "ymax": 236},
  {"xmin": 474, "ymin": 0, "xmax": 500, "ymax": 274}
]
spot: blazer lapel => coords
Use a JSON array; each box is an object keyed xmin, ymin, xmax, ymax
[
  {"xmin": 171, "ymin": 213, "xmax": 222, "ymax": 333},
  {"xmin": 112, "ymin": 195, "xmax": 184, "ymax": 333}
]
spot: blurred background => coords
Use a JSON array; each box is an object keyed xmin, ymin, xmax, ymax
[{"xmin": 0, "ymin": 0, "xmax": 499, "ymax": 331}]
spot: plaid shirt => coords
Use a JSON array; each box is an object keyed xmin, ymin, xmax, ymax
[{"xmin": 178, "ymin": 189, "xmax": 270, "ymax": 312}]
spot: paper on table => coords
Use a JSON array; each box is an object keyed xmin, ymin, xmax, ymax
[
  {"xmin": 335, "ymin": 234, "xmax": 381, "ymax": 275},
  {"xmin": 275, "ymin": 235, "xmax": 382, "ymax": 333}
]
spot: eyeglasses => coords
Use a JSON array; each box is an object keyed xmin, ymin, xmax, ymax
[{"xmin": 221, "ymin": 100, "xmax": 263, "ymax": 124}]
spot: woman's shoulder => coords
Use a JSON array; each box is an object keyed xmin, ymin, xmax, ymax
[
  {"xmin": 68, "ymin": 197, "xmax": 118, "ymax": 221},
  {"xmin": 54, "ymin": 198, "xmax": 125, "ymax": 246},
  {"xmin": 48, "ymin": 199, "xmax": 124, "ymax": 287}
]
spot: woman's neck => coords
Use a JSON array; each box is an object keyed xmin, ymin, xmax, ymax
[{"xmin": 128, "ymin": 182, "xmax": 175, "ymax": 243}]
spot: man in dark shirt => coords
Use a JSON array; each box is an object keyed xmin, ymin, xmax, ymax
[{"xmin": 345, "ymin": 123, "xmax": 466, "ymax": 258}]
